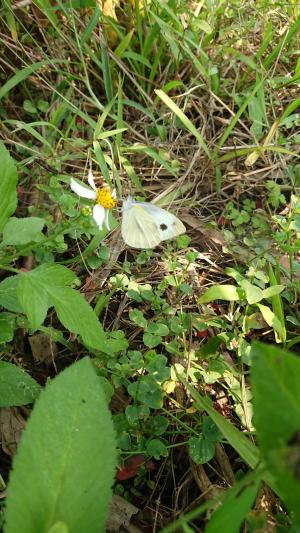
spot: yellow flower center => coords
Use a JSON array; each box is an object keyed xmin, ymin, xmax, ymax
[{"xmin": 96, "ymin": 187, "xmax": 117, "ymax": 209}]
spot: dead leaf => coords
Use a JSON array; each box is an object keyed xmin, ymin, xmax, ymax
[
  {"xmin": 0, "ymin": 407, "xmax": 26, "ymax": 456},
  {"xmin": 28, "ymin": 331, "xmax": 58, "ymax": 365},
  {"xmin": 106, "ymin": 494, "xmax": 140, "ymax": 532},
  {"xmin": 180, "ymin": 213, "xmax": 226, "ymax": 246}
]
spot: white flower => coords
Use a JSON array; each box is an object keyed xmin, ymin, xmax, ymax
[{"xmin": 70, "ymin": 171, "xmax": 116, "ymax": 231}]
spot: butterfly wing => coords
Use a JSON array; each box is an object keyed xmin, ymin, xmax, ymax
[
  {"xmin": 121, "ymin": 198, "xmax": 161, "ymax": 248},
  {"xmin": 138, "ymin": 202, "xmax": 186, "ymax": 242}
]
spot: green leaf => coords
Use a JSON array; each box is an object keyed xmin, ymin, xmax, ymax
[
  {"xmin": 0, "ymin": 276, "xmax": 22, "ymax": 312},
  {"xmin": 146, "ymin": 322, "xmax": 169, "ymax": 336},
  {"xmin": 256, "ymin": 303, "xmax": 284, "ymax": 340},
  {"xmin": 50, "ymin": 286, "xmax": 110, "ymax": 353},
  {"xmin": 198, "ymin": 285, "xmax": 242, "ymax": 304},
  {"xmin": 205, "ymin": 473, "xmax": 262, "ymax": 533},
  {"xmin": 0, "ymin": 313, "xmax": 15, "ymax": 343},
  {"xmin": 128, "ymin": 377, "xmax": 163, "ymax": 409},
  {"xmin": 17, "ymin": 264, "xmax": 110, "ymax": 353},
  {"xmin": 146, "ymin": 355, "xmax": 170, "ymax": 383},
  {"xmin": 262, "ymin": 285, "xmax": 284, "ymax": 298},
  {"xmin": 146, "ymin": 439, "xmax": 168, "ymax": 460},
  {"xmin": 3, "ymin": 217, "xmax": 45, "ymax": 245},
  {"xmin": 0, "ymin": 143, "xmax": 18, "ymax": 232},
  {"xmin": 188, "ymin": 437, "xmax": 215, "ymax": 464},
  {"xmin": 5, "ymin": 357, "xmax": 116, "ymax": 533},
  {"xmin": 240, "ymin": 280, "xmax": 263, "ymax": 304},
  {"xmin": 129, "ymin": 309, "xmax": 147, "ymax": 329},
  {"xmin": 251, "ymin": 342, "xmax": 300, "ymax": 524},
  {"xmin": 125, "ymin": 404, "xmax": 150, "ymax": 425},
  {"xmin": 0, "ymin": 361, "xmax": 41, "ymax": 406},
  {"xmin": 29, "ymin": 263, "xmax": 77, "ymax": 287},
  {"xmin": 202, "ymin": 417, "xmax": 222, "ymax": 442},
  {"xmin": 143, "ymin": 332, "xmax": 162, "ymax": 348},
  {"xmin": 146, "ymin": 416, "xmax": 168, "ymax": 436},
  {"xmin": 18, "ymin": 274, "xmax": 49, "ymax": 330}
]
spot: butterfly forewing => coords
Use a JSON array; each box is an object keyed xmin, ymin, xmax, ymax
[
  {"xmin": 138, "ymin": 203, "xmax": 186, "ymax": 241},
  {"xmin": 121, "ymin": 197, "xmax": 186, "ymax": 249},
  {"xmin": 121, "ymin": 201, "xmax": 161, "ymax": 248}
]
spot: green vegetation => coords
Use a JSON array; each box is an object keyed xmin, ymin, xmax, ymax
[{"xmin": 0, "ymin": 1, "xmax": 300, "ymax": 531}]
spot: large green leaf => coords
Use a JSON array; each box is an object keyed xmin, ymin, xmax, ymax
[
  {"xmin": 0, "ymin": 313, "xmax": 15, "ymax": 343},
  {"xmin": 18, "ymin": 275, "xmax": 49, "ymax": 330},
  {"xmin": 0, "ymin": 276, "xmax": 22, "ymax": 313},
  {"xmin": 50, "ymin": 286, "xmax": 110, "ymax": 353},
  {"xmin": 0, "ymin": 143, "xmax": 18, "ymax": 232},
  {"xmin": 4, "ymin": 357, "xmax": 117, "ymax": 533},
  {"xmin": 0, "ymin": 361, "xmax": 41, "ymax": 406},
  {"xmin": 2, "ymin": 217, "xmax": 45, "ymax": 245},
  {"xmin": 27, "ymin": 263, "xmax": 77, "ymax": 286},
  {"xmin": 251, "ymin": 342, "xmax": 300, "ymax": 524},
  {"xmin": 17, "ymin": 264, "xmax": 111, "ymax": 353}
]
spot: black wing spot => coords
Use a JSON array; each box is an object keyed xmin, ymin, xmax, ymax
[{"xmin": 160, "ymin": 223, "xmax": 168, "ymax": 231}]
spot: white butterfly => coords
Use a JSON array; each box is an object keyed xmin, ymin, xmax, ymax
[{"xmin": 121, "ymin": 196, "xmax": 186, "ymax": 249}]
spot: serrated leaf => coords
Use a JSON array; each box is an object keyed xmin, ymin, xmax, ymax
[
  {"xmin": 147, "ymin": 416, "xmax": 168, "ymax": 436},
  {"xmin": 188, "ymin": 437, "xmax": 215, "ymax": 464},
  {"xmin": 128, "ymin": 377, "xmax": 162, "ymax": 409},
  {"xmin": 50, "ymin": 286, "xmax": 110, "ymax": 353},
  {"xmin": 18, "ymin": 275, "xmax": 49, "ymax": 330},
  {"xmin": 198, "ymin": 285, "xmax": 242, "ymax": 304},
  {"xmin": 0, "ymin": 313, "xmax": 15, "ymax": 343},
  {"xmin": 146, "ymin": 439, "xmax": 168, "ymax": 460},
  {"xmin": 251, "ymin": 343, "xmax": 300, "ymax": 524},
  {"xmin": 16, "ymin": 265, "xmax": 110, "ymax": 353},
  {"xmin": 129, "ymin": 309, "xmax": 147, "ymax": 329},
  {"xmin": 0, "ymin": 361, "xmax": 41, "ymax": 406},
  {"xmin": 5, "ymin": 357, "xmax": 116, "ymax": 533},
  {"xmin": 27, "ymin": 263, "xmax": 77, "ymax": 287},
  {"xmin": 0, "ymin": 142, "xmax": 18, "ymax": 232},
  {"xmin": 147, "ymin": 323, "xmax": 169, "ymax": 336},
  {"xmin": 146, "ymin": 355, "xmax": 170, "ymax": 383},
  {"xmin": 2, "ymin": 217, "xmax": 45, "ymax": 245},
  {"xmin": 202, "ymin": 417, "xmax": 222, "ymax": 442},
  {"xmin": 143, "ymin": 332, "xmax": 162, "ymax": 348}
]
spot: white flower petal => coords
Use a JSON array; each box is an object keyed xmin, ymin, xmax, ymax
[
  {"xmin": 88, "ymin": 170, "xmax": 97, "ymax": 191},
  {"xmin": 104, "ymin": 209, "xmax": 110, "ymax": 230},
  {"xmin": 93, "ymin": 204, "xmax": 106, "ymax": 230},
  {"xmin": 70, "ymin": 178, "xmax": 96, "ymax": 200}
]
